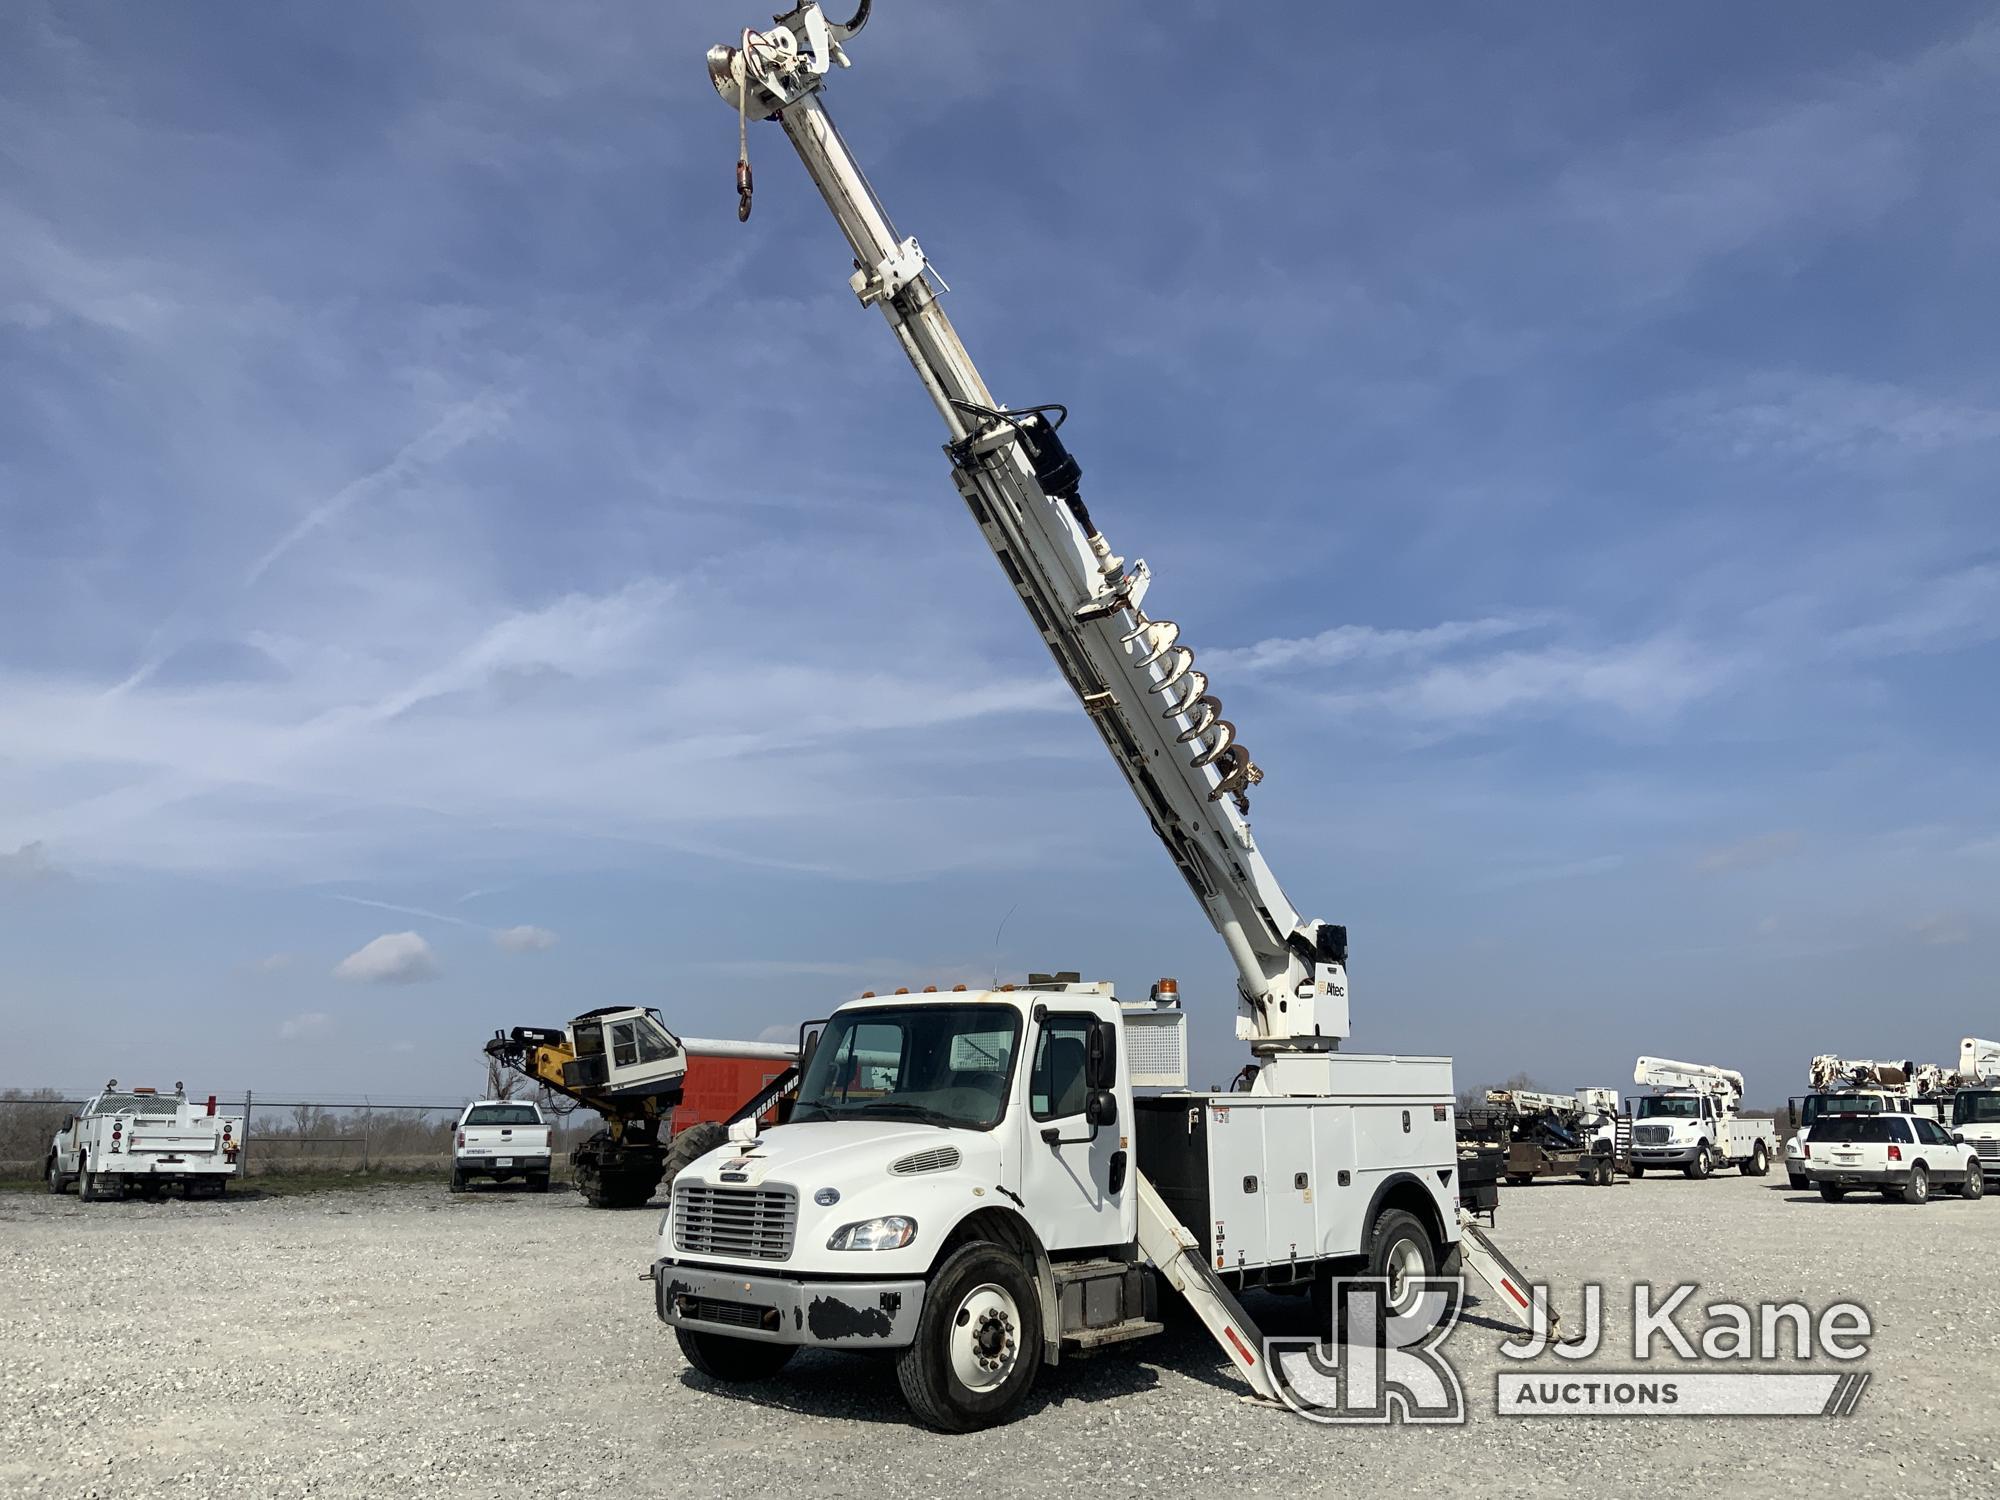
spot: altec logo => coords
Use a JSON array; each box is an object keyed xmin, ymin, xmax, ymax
[{"xmin": 1267, "ymin": 1280, "xmax": 1874, "ymax": 1425}]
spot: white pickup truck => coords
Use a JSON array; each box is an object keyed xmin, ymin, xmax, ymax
[
  {"xmin": 47, "ymin": 1084, "xmax": 242, "ymax": 1201},
  {"xmin": 451, "ymin": 1100, "xmax": 553, "ymax": 1192}
]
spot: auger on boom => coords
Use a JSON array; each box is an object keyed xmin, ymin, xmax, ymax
[{"xmin": 645, "ymin": 4, "xmax": 1567, "ymax": 1432}]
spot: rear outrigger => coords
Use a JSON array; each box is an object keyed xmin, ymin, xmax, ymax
[{"xmin": 642, "ymin": 4, "xmax": 1565, "ymax": 1431}]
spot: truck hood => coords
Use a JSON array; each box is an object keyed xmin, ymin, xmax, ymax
[
  {"xmin": 664, "ymin": 1119, "xmax": 1000, "ymax": 1272},
  {"xmin": 680, "ymin": 1119, "xmax": 992, "ymax": 1192}
]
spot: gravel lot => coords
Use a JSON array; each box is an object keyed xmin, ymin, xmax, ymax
[{"xmin": 3, "ymin": 1170, "xmax": 1994, "ymax": 1499}]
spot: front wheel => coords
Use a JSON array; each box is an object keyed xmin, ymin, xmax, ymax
[
  {"xmin": 1901, "ymin": 1165, "xmax": 1929, "ymax": 1205},
  {"xmin": 1961, "ymin": 1164, "xmax": 1985, "ymax": 1201},
  {"xmin": 676, "ymin": 1329, "xmax": 796, "ymax": 1383},
  {"xmin": 895, "ymin": 1242, "xmax": 1044, "ymax": 1433},
  {"xmin": 1685, "ymin": 1147, "xmax": 1712, "ymax": 1180},
  {"xmin": 46, "ymin": 1158, "xmax": 65, "ymax": 1195},
  {"xmin": 1629, "ymin": 1163, "xmax": 1645, "ymax": 1178}
]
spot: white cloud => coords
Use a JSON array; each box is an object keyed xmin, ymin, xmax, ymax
[
  {"xmin": 1698, "ymin": 831, "xmax": 1803, "ymax": 875},
  {"xmin": 1205, "ymin": 617, "xmax": 1541, "ymax": 676},
  {"xmin": 280, "ymin": 1011, "xmax": 330, "ymax": 1041},
  {"xmin": 494, "ymin": 924, "xmax": 557, "ymax": 953},
  {"xmin": 0, "ymin": 841, "xmax": 62, "ymax": 883},
  {"xmin": 1911, "ymin": 912, "xmax": 1970, "ymax": 947},
  {"xmin": 333, "ymin": 931, "xmax": 440, "ymax": 984},
  {"xmin": 246, "ymin": 953, "xmax": 295, "ymax": 975}
]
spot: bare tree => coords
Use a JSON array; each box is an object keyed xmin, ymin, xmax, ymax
[{"xmin": 484, "ymin": 1055, "xmax": 520, "ymax": 1101}]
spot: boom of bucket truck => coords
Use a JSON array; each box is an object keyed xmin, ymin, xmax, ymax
[
  {"xmin": 1628, "ymin": 1056, "xmax": 1774, "ymax": 1180},
  {"xmin": 642, "ymin": 3, "xmax": 1568, "ymax": 1432}
]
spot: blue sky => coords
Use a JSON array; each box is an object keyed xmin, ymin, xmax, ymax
[{"xmin": 2, "ymin": 2, "xmax": 1995, "ymax": 1104}]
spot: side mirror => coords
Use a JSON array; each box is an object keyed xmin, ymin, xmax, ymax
[
  {"xmin": 1085, "ymin": 1021, "xmax": 1117, "ymax": 1091},
  {"xmin": 1953, "ymin": 1131, "xmax": 1968, "ymax": 1144},
  {"xmin": 1786, "ymin": 1103, "xmax": 1798, "ymax": 1130},
  {"xmin": 1085, "ymin": 1089, "xmax": 1117, "ymax": 1129}
]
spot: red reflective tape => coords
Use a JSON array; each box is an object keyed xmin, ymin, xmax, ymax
[
  {"xmin": 1224, "ymin": 1326, "xmax": 1256, "ymax": 1366},
  {"xmin": 1501, "ymin": 1277, "xmax": 1530, "ymax": 1308}
]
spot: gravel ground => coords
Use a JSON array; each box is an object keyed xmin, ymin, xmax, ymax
[{"xmin": 3, "ymin": 1171, "xmax": 1995, "ymax": 1500}]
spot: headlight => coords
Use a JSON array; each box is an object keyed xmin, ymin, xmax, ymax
[{"xmin": 826, "ymin": 1215, "xmax": 917, "ymax": 1251}]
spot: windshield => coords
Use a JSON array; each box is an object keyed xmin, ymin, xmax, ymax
[
  {"xmin": 793, "ymin": 1004, "xmax": 1021, "ymax": 1131},
  {"xmin": 1953, "ymin": 1093, "xmax": 2000, "ymax": 1126},
  {"xmin": 1800, "ymin": 1095, "xmax": 1886, "ymax": 1127},
  {"xmin": 1637, "ymin": 1096, "xmax": 1698, "ymax": 1119},
  {"xmin": 465, "ymin": 1104, "xmax": 541, "ymax": 1127}
]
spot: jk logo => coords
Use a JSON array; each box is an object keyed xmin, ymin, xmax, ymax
[{"xmin": 1267, "ymin": 1277, "xmax": 1468, "ymax": 1424}]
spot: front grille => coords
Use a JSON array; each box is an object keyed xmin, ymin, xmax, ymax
[
  {"xmin": 890, "ymin": 1146, "xmax": 961, "ymax": 1176},
  {"xmin": 680, "ymin": 1295, "xmax": 778, "ymax": 1332},
  {"xmin": 1975, "ymin": 1140, "xmax": 2000, "ymax": 1160},
  {"xmin": 1634, "ymin": 1125, "xmax": 1671, "ymax": 1146},
  {"xmin": 674, "ymin": 1184, "xmax": 797, "ymax": 1261}
]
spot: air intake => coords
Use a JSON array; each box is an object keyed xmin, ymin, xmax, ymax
[{"xmin": 890, "ymin": 1147, "xmax": 961, "ymax": 1176}]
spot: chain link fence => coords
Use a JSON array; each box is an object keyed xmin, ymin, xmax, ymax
[{"xmin": 0, "ymin": 1088, "xmax": 602, "ymax": 1183}]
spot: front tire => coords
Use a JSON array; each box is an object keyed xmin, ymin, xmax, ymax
[
  {"xmin": 46, "ymin": 1158, "xmax": 65, "ymax": 1195},
  {"xmin": 1685, "ymin": 1146, "xmax": 1712, "ymax": 1180},
  {"xmin": 1901, "ymin": 1165, "xmax": 1930, "ymax": 1205},
  {"xmin": 1960, "ymin": 1164, "xmax": 1985, "ymax": 1201},
  {"xmin": 895, "ymin": 1242, "xmax": 1043, "ymax": 1433},
  {"xmin": 676, "ymin": 1329, "xmax": 796, "ymax": 1383}
]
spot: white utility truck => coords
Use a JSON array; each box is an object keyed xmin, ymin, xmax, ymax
[
  {"xmin": 1484, "ymin": 1087, "xmax": 1623, "ymax": 1186},
  {"xmin": 1782, "ymin": 1056, "xmax": 1940, "ymax": 1190},
  {"xmin": 47, "ymin": 1083, "xmax": 242, "ymax": 1201},
  {"xmin": 1947, "ymin": 1037, "xmax": 2000, "ymax": 1184},
  {"xmin": 1627, "ymin": 1057, "xmax": 1774, "ymax": 1179},
  {"xmin": 649, "ymin": 3, "xmax": 1562, "ymax": 1433},
  {"xmin": 451, "ymin": 1099, "xmax": 554, "ymax": 1193}
]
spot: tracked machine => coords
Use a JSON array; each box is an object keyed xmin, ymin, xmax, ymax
[{"xmin": 485, "ymin": 1007, "xmax": 797, "ymax": 1207}]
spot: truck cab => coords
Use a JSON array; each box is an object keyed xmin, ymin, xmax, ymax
[
  {"xmin": 1950, "ymin": 1090, "xmax": 2000, "ymax": 1183},
  {"xmin": 651, "ymin": 979, "xmax": 1461, "ymax": 1430}
]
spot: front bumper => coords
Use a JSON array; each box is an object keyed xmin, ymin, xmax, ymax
[
  {"xmin": 652, "ymin": 1258, "xmax": 926, "ymax": 1349},
  {"xmin": 1630, "ymin": 1143, "xmax": 1699, "ymax": 1164}
]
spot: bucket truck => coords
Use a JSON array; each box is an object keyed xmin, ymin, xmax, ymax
[
  {"xmin": 1948, "ymin": 1037, "xmax": 2000, "ymax": 1184},
  {"xmin": 484, "ymin": 1007, "xmax": 797, "ymax": 1208},
  {"xmin": 1627, "ymin": 1057, "xmax": 1774, "ymax": 1179},
  {"xmin": 644, "ymin": 4, "xmax": 1566, "ymax": 1432},
  {"xmin": 1782, "ymin": 1055, "xmax": 1940, "ymax": 1190}
]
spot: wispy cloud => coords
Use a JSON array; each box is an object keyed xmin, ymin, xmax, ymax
[
  {"xmin": 333, "ymin": 931, "xmax": 440, "ymax": 984},
  {"xmin": 0, "ymin": 841, "xmax": 62, "ymax": 884},
  {"xmin": 1911, "ymin": 911, "xmax": 1970, "ymax": 947},
  {"xmin": 279, "ymin": 1011, "xmax": 330, "ymax": 1041},
  {"xmin": 330, "ymin": 895, "xmax": 482, "ymax": 930},
  {"xmin": 1698, "ymin": 832, "xmax": 1803, "ymax": 875}
]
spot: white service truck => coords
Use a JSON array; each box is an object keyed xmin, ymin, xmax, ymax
[
  {"xmin": 451, "ymin": 1099, "xmax": 554, "ymax": 1193},
  {"xmin": 1627, "ymin": 1057, "xmax": 1774, "ymax": 1179},
  {"xmin": 47, "ymin": 1083, "xmax": 242, "ymax": 1201},
  {"xmin": 1947, "ymin": 1037, "xmax": 2000, "ymax": 1184},
  {"xmin": 647, "ymin": 3, "xmax": 1564, "ymax": 1433}
]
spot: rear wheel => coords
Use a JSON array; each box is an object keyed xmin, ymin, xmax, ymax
[
  {"xmin": 895, "ymin": 1242, "xmax": 1043, "ymax": 1433},
  {"xmin": 1960, "ymin": 1163, "xmax": 1985, "ymax": 1201},
  {"xmin": 676, "ymin": 1329, "xmax": 796, "ymax": 1383},
  {"xmin": 530, "ymin": 1172, "xmax": 552, "ymax": 1194},
  {"xmin": 1818, "ymin": 1184, "xmax": 1846, "ymax": 1201},
  {"xmin": 1787, "ymin": 1172, "xmax": 1809, "ymax": 1191},
  {"xmin": 1901, "ymin": 1164, "xmax": 1930, "ymax": 1205},
  {"xmin": 448, "ymin": 1168, "xmax": 467, "ymax": 1194},
  {"xmin": 1317, "ymin": 1208, "xmax": 1440, "ymax": 1335}
]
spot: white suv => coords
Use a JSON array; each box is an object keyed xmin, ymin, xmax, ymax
[{"xmin": 1804, "ymin": 1113, "xmax": 1982, "ymax": 1204}]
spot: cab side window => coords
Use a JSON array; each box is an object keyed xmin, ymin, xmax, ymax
[
  {"xmin": 1029, "ymin": 1015, "xmax": 1093, "ymax": 1121},
  {"xmin": 611, "ymin": 1021, "xmax": 638, "ymax": 1069}
]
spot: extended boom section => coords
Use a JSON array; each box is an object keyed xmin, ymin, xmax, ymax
[{"xmin": 708, "ymin": 9, "xmax": 1348, "ymax": 1062}]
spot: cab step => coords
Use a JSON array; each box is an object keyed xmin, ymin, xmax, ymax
[{"xmin": 1065, "ymin": 1318, "xmax": 1164, "ymax": 1351}]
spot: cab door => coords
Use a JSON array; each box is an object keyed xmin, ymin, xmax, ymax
[{"xmin": 1016, "ymin": 1001, "xmax": 1133, "ymax": 1252}]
